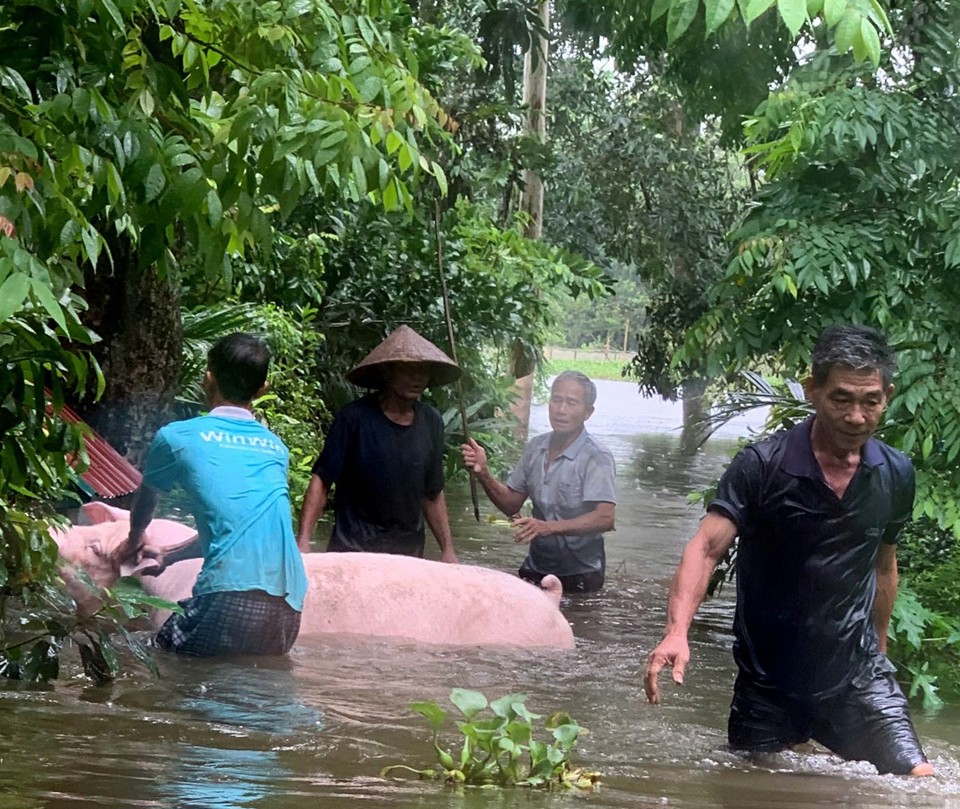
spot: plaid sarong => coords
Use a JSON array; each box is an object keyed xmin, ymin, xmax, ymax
[{"xmin": 155, "ymin": 590, "xmax": 302, "ymax": 657}]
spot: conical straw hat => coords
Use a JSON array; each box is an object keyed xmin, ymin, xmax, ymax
[{"xmin": 347, "ymin": 325, "xmax": 462, "ymax": 388}]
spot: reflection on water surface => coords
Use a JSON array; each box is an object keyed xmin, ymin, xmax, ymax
[{"xmin": 2, "ymin": 380, "xmax": 959, "ymax": 808}]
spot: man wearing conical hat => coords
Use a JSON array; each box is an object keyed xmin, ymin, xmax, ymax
[{"xmin": 297, "ymin": 326, "xmax": 460, "ymax": 562}]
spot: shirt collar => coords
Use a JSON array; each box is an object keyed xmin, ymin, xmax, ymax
[
  {"xmin": 540, "ymin": 427, "xmax": 590, "ymax": 460},
  {"xmin": 208, "ymin": 405, "xmax": 256, "ymax": 421},
  {"xmin": 782, "ymin": 416, "xmax": 885, "ymax": 477}
]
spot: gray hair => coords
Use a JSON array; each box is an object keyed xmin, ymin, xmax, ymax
[
  {"xmin": 811, "ymin": 324, "xmax": 896, "ymax": 388},
  {"xmin": 552, "ymin": 370, "xmax": 597, "ymax": 407}
]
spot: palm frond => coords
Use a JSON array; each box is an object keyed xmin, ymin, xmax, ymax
[
  {"xmin": 690, "ymin": 370, "xmax": 812, "ymax": 448},
  {"xmin": 179, "ymin": 304, "xmax": 267, "ymax": 403}
]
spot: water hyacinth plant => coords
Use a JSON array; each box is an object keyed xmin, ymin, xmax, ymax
[{"xmin": 381, "ymin": 688, "xmax": 600, "ymax": 789}]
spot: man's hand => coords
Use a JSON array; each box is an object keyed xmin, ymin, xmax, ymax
[
  {"xmin": 644, "ymin": 634, "xmax": 690, "ymax": 705},
  {"xmin": 511, "ymin": 516, "xmax": 550, "ymax": 544},
  {"xmin": 460, "ymin": 437, "xmax": 489, "ymax": 477},
  {"xmin": 440, "ymin": 547, "xmax": 459, "ymax": 564},
  {"xmin": 134, "ymin": 545, "xmax": 170, "ymax": 578},
  {"xmin": 117, "ymin": 530, "xmax": 144, "ymax": 568}
]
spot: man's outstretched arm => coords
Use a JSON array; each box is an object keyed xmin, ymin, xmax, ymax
[{"xmin": 644, "ymin": 511, "xmax": 738, "ymax": 704}]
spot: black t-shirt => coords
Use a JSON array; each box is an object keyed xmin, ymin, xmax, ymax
[
  {"xmin": 312, "ymin": 394, "xmax": 445, "ymax": 556},
  {"xmin": 710, "ymin": 417, "xmax": 914, "ymax": 699}
]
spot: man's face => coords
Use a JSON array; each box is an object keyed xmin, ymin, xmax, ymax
[
  {"xmin": 384, "ymin": 363, "xmax": 431, "ymax": 401},
  {"xmin": 548, "ymin": 378, "xmax": 594, "ymax": 438},
  {"xmin": 805, "ymin": 366, "xmax": 893, "ymax": 454}
]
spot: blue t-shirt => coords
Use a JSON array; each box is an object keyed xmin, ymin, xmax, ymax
[{"xmin": 142, "ymin": 406, "xmax": 307, "ymax": 611}]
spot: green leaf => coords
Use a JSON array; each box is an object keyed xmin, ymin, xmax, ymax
[
  {"xmin": 357, "ymin": 76, "xmax": 381, "ymax": 103},
  {"xmin": 744, "ymin": 0, "xmax": 775, "ymax": 25},
  {"xmin": 81, "ymin": 225, "xmax": 101, "ymax": 269},
  {"xmin": 777, "ymin": 0, "xmax": 807, "ymax": 35},
  {"xmin": 666, "ymin": 0, "xmax": 698, "ymax": 42},
  {"xmin": 143, "ymin": 163, "xmax": 166, "ymax": 203},
  {"xmin": 206, "ymin": 189, "xmax": 222, "ymax": 228},
  {"xmin": 385, "ymin": 130, "xmax": 404, "ymax": 156},
  {"xmin": 945, "ymin": 236, "xmax": 960, "ymax": 269},
  {"xmin": 98, "ymin": 0, "xmax": 125, "ymax": 30},
  {"xmin": 450, "ymin": 688, "xmax": 488, "ymax": 719},
  {"xmin": 351, "ymin": 155, "xmax": 367, "ymax": 196},
  {"xmin": 0, "ymin": 272, "xmax": 30, "ymax": 320},
  {"xmin": 866, "ymin": 0, "xmax": 892, "ymax": 33},
  {"xmin": 382, "ymin": 177, "xmax": 399, "ymax": 211},
  {"xmin": 106, "ymin": 162, "xmax": 123, "ymax": 206},
  {"xmin": 704, "ymin": 0, "xmax": 737, "ymax": 34},
  {"xmin": 833, "ymin": 10, "xmax": 860, "ymax": 53},
  {"xmin": 651, "ymin": 0, "xmax": 672, "ymax": 23},
  {"xmin": 116, "ymin": 624, "xmax": 160, "ymax": 677},
  {"xmin": 433, "ymin": 163, "xmax": 448, "ymax": 197},
  {"xmin": 356, "ymin": 15, "xmax": 377, "ymax": 47},
  {"xmin": 860, "ymin": 17, "xmax": 881, "ymax": 66},
  {"xmin": 410, "ymin": 701, "xmax": 447, "ymax": 731},
  {"xmin": 552, "ymin": 722, "xmax": 581, "ymax": 747},
  {"xmin": 823, "ymin": 0, "xmax": 845, "ymax": 27},
  {"xmin": 30, "ymin": 279, "xmax": 68, "ymax": 332},
  {"xmin": 489, "ymin": 692, "xmax": 527, "ymax": 719}
]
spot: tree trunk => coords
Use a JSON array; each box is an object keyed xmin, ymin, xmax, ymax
[
  {"xmin": 510, "ymin": 0, "xmax": 549, "ymax": 440},
  {"xmin": 80, "ymin": 255, "xmax": 183, "ymax": 467},
  {"xmin": 679, "ymin": 377, "xmax": 708, "ymax": 456}
]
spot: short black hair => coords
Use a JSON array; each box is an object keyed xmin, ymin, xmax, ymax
[
  {"xmin": 811, "ymin": 324, "xmax": 895, "ymax": 388},
  {"xmin": 207, "ymin": 333, "xmax": 271, "ymax": 404}
]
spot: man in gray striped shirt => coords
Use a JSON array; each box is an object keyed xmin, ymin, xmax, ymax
[{"xmin": 462, "ymin": 371, "xmax": 617, "ymax": 594}]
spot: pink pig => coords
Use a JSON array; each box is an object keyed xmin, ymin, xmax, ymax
[{"xmin": 56, "ymin": 503, "xmax": 575, "ymax": 650}]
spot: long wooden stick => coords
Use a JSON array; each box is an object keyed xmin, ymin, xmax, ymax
[{"xmin": 434, "ymin": 200, "xmax": 480, "ymax": 522}]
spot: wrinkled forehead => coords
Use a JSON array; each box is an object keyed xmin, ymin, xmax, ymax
[{"xmin": 550, "ymin": 377, "xmax": 589, "ymax": 402}]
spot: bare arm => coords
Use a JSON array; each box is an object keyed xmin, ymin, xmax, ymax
[
  {"xmin": 129, "ymin": 483, "xmax": 160, "ymax": 544},
  {"xmin": 423, "ymin": 490, "xmax": 458, "ymax": 563},
  {"xmin": 874, "ymin": 542, "xmax": 898, "ymax": 655},
  {"xmin": 511, "ymin": 502, "xmax": 615, "ymax": 544},
  {"xmin": 461, "ymin": 438, "xmax": 527, "ymax": 516},
  {"xmin": 117, "ymin": 483, "xmax": 161, "ymax": 568},
  {"xmin": 297, "ymin": 474, "xmax": 329, "ymax": 553},
  {"xmin": 644, "ymin": 511, "xmax": 738, "ymax": 704}
]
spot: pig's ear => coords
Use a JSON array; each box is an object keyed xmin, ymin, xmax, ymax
[{"xmin": 82, "ymin": 502, "xmax": 130, "ymax": 524}]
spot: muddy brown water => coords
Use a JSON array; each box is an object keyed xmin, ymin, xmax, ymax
[{"xmin": 2, "ymin": 380, "xmax": 959, "ymax": 808}]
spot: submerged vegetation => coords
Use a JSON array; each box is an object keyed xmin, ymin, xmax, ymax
[{"xmin": 381, "ymin": 689, "xmax": 599, "ymax": 789}]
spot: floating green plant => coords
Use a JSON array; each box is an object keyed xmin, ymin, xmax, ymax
[{"xmin": 381, "ymin": 688, "xmax": 600, "ymax": 790}]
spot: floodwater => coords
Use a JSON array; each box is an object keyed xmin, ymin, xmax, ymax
[{"xmin": 3, "ymin": 379, "xmax": 960, "ymax": 808}]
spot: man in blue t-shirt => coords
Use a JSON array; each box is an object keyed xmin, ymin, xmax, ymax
[
  {"xmin": 644, "ymin": 324, "xmax": 933, "ymax": 776},
  {"xmin": 126, "ymin": 333, "xmax": 308, "ymax": 657}
]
